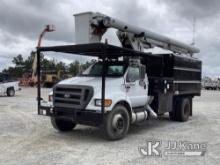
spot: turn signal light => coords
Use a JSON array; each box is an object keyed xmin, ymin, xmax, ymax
[{"xmin": 95, "ymin": 99, "xmax": 112, "ymax": 107}]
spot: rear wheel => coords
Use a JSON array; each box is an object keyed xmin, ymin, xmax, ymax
[
  {"xmin": 7, "ymin": 88, "xmax": 15, "ymax": 97},
  {"xmin": 102, "ymin": 105, "xmax": 130, "ymax": 140},
  {"xmin": 51, "ymin": 117, "xmax": 76, "ymax": 132},
  {"xmin": 169, "ymin": 97, "xmax": 191, "ymax": 122}
]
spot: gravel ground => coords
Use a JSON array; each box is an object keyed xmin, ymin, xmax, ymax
[{"xmin": 0, "ymin": 88, "xmax": 219, "ymax": 165}]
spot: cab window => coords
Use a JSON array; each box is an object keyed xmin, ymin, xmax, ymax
[
  {"xmin": 81, "ymin": 62, "xmax": 126, "ymax": 77},
  {"xmin": 126, "ymin": 66, "xmax": 140, "ymax": 82},
  {"xmin": 107, "ymin": 65, "xmax": 124, "ymax": 76}
]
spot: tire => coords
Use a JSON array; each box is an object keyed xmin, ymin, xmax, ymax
[
  {"xmin": 7, "ymin": 88, "xmax": 15, "ymax": 97},
  {"xmin": 51, "ymin": 117, "xmax": 76, "ymax": 132},
  {"xmin": 170, "ymin": 97, "xmax": 191, "ymax": 122},
  {"xmin": 169, "ymin": 97, "xmax": 177, "ymax": 121},
  {"xmin": 102, "ymin": 105, "xmax": 130, "ymax": 140}
]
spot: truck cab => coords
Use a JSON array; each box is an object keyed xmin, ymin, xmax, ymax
[
  {"xmin": 52, "ymin": 60, "xmax": 148, "ymax": 112},
  {"xmin": 43, "ymin": 59, "xmax": 152, "ymax": 140}
]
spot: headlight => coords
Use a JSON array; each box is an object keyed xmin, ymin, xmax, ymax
[
  {"xmin": 48, "ymin": 95, "xmax": 53, "ymax": 102},
  {"xmin": 95, "ymin": 99, "xmax": 112, "ymax": 107}
]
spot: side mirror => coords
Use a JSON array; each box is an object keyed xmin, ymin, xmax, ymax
[{"xmin": 139, "ymin": 65, "xmax": 146, "ymax": 80}]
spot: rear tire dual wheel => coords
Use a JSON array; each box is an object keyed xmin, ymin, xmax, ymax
[
  {"xmin": 51, "ymin": 117, "xmax": 76, "ymax": 132},
  {"xmin": 102, "ymin": 105, "xmax": 130, "ymax": 140},
  {"xmin": 7, "ymin": 88, "xmax": 15, "ymax": 97},
  {"xmin": 169, "ymin": 97, "xmax": 191, "ymax": 122}
]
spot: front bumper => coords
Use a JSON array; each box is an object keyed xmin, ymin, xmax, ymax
[{"xmin": 39, "ymin": 101, "xmax": 103, "ymax": 126}]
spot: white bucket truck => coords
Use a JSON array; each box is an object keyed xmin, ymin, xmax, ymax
[{"xmin": 37, "ymin": 12, "xmax": 201, "ymax": 140}]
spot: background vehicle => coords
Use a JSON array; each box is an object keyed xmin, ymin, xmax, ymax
[
  {"xmin": 42, "ymin": 70, "xmax": 62, "ymax": 88},
  {"xmin": 202, "ymin": 77, "xmax": 219, "ymax": 90},
  {"xmin": 0, "ymin": 73, "xmax": 20, "ymax": 96},
  {"xmin": 37, "ymin": 12, "xmax": 202, "ymax": 140}
]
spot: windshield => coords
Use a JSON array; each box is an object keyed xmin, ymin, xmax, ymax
[{"xmin": 81, "ymin": 62, "xmax": 127, "ymax": 77}]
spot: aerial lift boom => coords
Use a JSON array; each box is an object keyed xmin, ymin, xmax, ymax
[{"xmin": 74, "ymin": 12, "xmax": 199, "ymax": 55}]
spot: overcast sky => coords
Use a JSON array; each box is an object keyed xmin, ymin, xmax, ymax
[{"xmin": 0, "ymin": 0, "xmax": 220, "ymax": 77}]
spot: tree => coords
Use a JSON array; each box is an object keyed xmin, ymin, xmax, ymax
[
  {"xmin": 56, "ymin": 61, "xmax": 66, "ymax": 71},
  {"xmin": 3, "ymin": 54, "xmax": 25, "ymax": 78},
  {"xmin": 2, "ymin": 52, "xmax": 96, "ymax": 79},
  {"xmin": 41, "ymin": 58, "xmax": 56, "ymax": 70},
  {"xmin": 81, "ymin": 59, "xmax": 96, "ymax": 71},
  {"xmin": 69, "ymin": 60, "xmax": 80, "ymax": 76},
  {"xmin": 23, "ymin": 51, "xmax": 36, "ymax": 73},
  {"xmin": 12, "ymin": 54, "xmax": 24, "ymax": 66},
  {"xmin": 2, "ymin": 66, "xmax": 23, "ymax": 78}
]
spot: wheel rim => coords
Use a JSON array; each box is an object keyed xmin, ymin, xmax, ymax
[{"xmin": 112, "ymin": 114, "xmax": 125, "ymax": 134}]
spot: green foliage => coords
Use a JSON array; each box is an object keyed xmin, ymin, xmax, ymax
[
  {"xmin": 12, "ymin": 54, "xmax": 24, "ymax": 66},
  {"xmin": 56, "ymin": 61, "xmax": 66, "ymax": 71},
  {"xmin": 2, "ymin": 66, "xmax": 23, "ymax": 78},
  {"xmin": 2, "ymin": 53, "xmax": 95, "ymax": 78},
  {"xmin": 69, "ymin": 60, "xmax": 80, "ymax": 76},
  {"xmin": 68, "ymin": 59, "xmax": 96, "ymax": 76}
]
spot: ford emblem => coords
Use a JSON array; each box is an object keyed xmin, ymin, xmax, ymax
[{"xmin": 64, "ymin": 94, "xmax": 71, "ymax": 98}]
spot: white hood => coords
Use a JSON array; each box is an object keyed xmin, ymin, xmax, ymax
[{"xmin": 58, "ymin": 76, "xmax": 125, "ymax": 92}]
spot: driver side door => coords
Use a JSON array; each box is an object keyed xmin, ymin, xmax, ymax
[{"xmin": 125, "ymin": 66, "xmax": 148, "ymax": 108}]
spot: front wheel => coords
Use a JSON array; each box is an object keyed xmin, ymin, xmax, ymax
[
  {"xmin": 51, "ymin": 117, "xmax": 76, "ymax": 132},
  {"xmin": 102, "ymin": 105, "xmax": 130, "ymax": 140}
]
